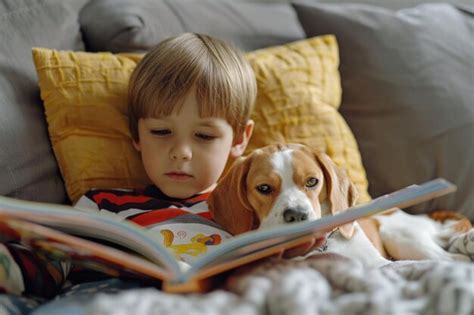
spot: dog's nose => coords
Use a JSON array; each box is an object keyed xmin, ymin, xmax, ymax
[{"xmin": 283, "ymin": 207, "xmax": 309, "ymax": 223}]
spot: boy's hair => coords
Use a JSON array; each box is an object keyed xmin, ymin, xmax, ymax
[{"xmin": 128, "ymin": 33, "xmax": 257, "ymax": 142}]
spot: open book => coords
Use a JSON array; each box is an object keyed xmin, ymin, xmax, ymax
[{"xmin": 0, "ymin": 178, "xmax": 456, "ymax": 293}]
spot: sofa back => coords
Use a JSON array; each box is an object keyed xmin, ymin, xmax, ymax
[
  {"xmin": 0, "ymin": 0, "xmax": 304, "ymax": 203},
  {"xmin": 0, "ymin": 0, "xmax": 87, "ymax": 203}
]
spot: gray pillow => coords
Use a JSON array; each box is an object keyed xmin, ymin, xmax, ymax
[
  {"xmin": 79, "ymin": 0, "xmax": 305, "ymax": 52},
  {"xmin": 0, "ymin": 0, "xmax": 88, "ymax": 203},
  {"xmin": 313, "ymin": 0, "xmax": 474, "ymax": 10},
  {"xmin": 293, "ymin": 2, "xmax": 474, "ymax": 219}
]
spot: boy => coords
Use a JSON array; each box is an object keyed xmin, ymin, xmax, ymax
[
  {"xmin": 75, "ymin": 32, "xmax": 256, "ymax": 264},
  {"xmin": 0, "ymin": 32, "xmax": 255, "ymax": 298},
  {"xmin": 0, "ymin": 33, "xmax": 322, "ymax": 299}
]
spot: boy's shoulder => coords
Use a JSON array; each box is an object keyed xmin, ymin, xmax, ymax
[
  {"xmin": 84, "ymin": 187, "xmax": 144, "ymax": 195},
  {"xmin": 74, "ymin": 187, "xmax": 148, "ymax": 211},
  {"xmin": 76, "ymin": 186, "xmax": 210, "ymax": 211}
]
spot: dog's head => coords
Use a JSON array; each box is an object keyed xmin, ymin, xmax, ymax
[{"xmin": 208, "ymin": 144, "xmax": 359, "ymax": 238}]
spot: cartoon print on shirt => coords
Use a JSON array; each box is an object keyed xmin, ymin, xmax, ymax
[{"xmin": 160, "ymin": 229, "xmax": 222, "ymax": 259}]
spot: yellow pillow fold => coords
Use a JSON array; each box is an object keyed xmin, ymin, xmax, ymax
[
  {"xmin": 33, "ymin": 48, "xmax": 149, "ymax": 202},
  {"xmin": 245, "ymin": 36, "xmax": 371, "ymax": 202},
  {"xmin": 33, "ymin": 35, "xmax": 370, "ymax": 204}
]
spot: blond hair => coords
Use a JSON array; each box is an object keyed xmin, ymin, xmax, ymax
[{"xmin": 128, "ymin": 33, "xmax": 256, "ymax": 142}]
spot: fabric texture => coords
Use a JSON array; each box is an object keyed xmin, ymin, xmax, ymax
[
  {"xmin": 0, "ymin": 0, "xmax": 88, "ymax": 203},
  {"xmin": 313, "ymin": 0, "xmax": 474, "ymax": 10},
  {"xmin": 32, "ymin": 48, "xmax": 148, "ymax": 203},
  {"xmin": 79, "ymin": 0, "xmax": 305, "ymax": 53},
  {"xmin": 78, "ymin": 252, "xmax": 474, "ymax": 315},
  {"xmin": 293, "ymin": 2, "xmax": 474, "ymax": 219},
  {"xmin": 245, "ymin": 36, "xmax": 371, "ymax": 203}
]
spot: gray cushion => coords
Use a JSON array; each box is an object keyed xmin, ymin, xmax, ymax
[
  {"xmin": 313, "ymin": 0, "xmax": 474, "ymax": 10},
  {"xmin": 293, "ymin": 2, "xmax": 474, "ymax": 219},
  {"xmin": 0, "ymin": 0, "xmax": 88, "ymax": 202},
  {"xmin": 79, "ymin": 0, "xmax": 305, "ymax": 52}
]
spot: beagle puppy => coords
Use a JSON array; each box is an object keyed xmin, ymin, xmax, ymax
[{"xmin": 208, "ymin": 144, "xmax": 472, "ymax": 267}]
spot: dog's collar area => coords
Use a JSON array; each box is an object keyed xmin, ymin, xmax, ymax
[{"xmin": 315, "ymin": 228, "xmax": 338, "ymax": 253}]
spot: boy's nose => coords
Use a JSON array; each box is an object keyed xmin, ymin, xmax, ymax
[{"xmin": 169, "ymin": 145, "xmax": 192, "ymax": 161}]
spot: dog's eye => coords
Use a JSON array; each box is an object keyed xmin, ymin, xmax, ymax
[
  {"xmin": 256, "ymin": 184, "xmax": 272, "ymax": 195},
  {"xmin": 305, "ymin": 177, "xmax": 319, "ymax": 188}
]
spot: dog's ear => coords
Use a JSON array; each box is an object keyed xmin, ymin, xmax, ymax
[
  {"xmin": 314, "ymin": 152, "xmax": 359, "ymax": 239},
  {"xmin": 208, "ymin": 156, "xmax": 255, "ymax": 235}
]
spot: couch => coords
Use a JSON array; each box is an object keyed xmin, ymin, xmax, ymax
[{"xmin": 1, "ymin": 0, "xmax": 473, "ymax": 314}]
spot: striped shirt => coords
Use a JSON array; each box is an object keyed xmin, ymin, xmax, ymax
[{"xmin": 75, "ymin": 186, "xmax": 232, "ymax": 264}]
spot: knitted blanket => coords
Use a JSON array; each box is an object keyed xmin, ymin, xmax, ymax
[{"xmin": 85, "ymin": 230, "xmax": 474, "ymax": 315}]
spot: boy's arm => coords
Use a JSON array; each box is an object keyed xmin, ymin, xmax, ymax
[
  {"xmin": 0, "ymin": 242, "xmax": 69, "ymax": 298},
  {"xmin": 0, "ymin": 191, "xmax": 99, "ymax": 298}
]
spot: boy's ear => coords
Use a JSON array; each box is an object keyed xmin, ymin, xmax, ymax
[
  {"xmin": 230, "ymin": 120, "xmax": 254, "ymax": 158},
  {"xmin": 133, "ymin": 140, "xmax": 141, "ymax": 152}
]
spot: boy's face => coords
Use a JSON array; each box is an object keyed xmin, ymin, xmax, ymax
[{"xmin": 134, "ymin": 90, "xmax": 253, "ymax": 199}]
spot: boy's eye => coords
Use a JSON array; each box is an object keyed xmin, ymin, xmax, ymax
[
  {"xmin": 195, "ymin": 133, "xmax": 216, "ymax": 141},
  {"xmin": 150, "ymin": 129, "xmax": 171, "ymax": 136}
]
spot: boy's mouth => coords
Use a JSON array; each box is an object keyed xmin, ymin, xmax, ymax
[{"xmin": 165, "ymin": 171, "xmax": 193, "ymax": 181}]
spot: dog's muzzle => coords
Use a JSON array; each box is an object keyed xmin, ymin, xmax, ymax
[{"xmin": 283, "ymin": 206, "xmax": 310, "ymax": 223}]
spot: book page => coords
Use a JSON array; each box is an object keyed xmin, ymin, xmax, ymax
[
  {"xmin": 0, "ymin": 196, "xmax": 180, "ymax": 275},
  {"xmin": 0, "ymin": 217, "xmax": 174, "ymax": 281}
]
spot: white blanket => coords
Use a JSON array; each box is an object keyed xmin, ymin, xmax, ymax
[{"xmin": 86, "ymin": 230, "xmax": 474, "ymax": 315}]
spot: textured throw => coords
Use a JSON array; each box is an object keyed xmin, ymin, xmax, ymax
[{"xmin": 86, "ymin": 230, "xmax": 474, "ymax": 315}]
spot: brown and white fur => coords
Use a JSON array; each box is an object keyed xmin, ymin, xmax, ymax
[{"xmin": 208, "ymin": 144, "xmax": 472, "ymax": 267}]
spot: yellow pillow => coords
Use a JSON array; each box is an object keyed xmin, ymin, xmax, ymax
[
  {"xmin": 32, "ymin": 48, "xmax": 149, "ymax": 202},
  {"xmin": 245, "ymin": 35, "xmax": 371, "ymax": 202},
  {"xmin": 33, "ymin": 35, "xmax": 370, "ymax": 203}
]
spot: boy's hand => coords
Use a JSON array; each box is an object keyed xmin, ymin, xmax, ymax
[{"xmin": 281, "ymin": 233, "xmax": 328, "ymax": 258}]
